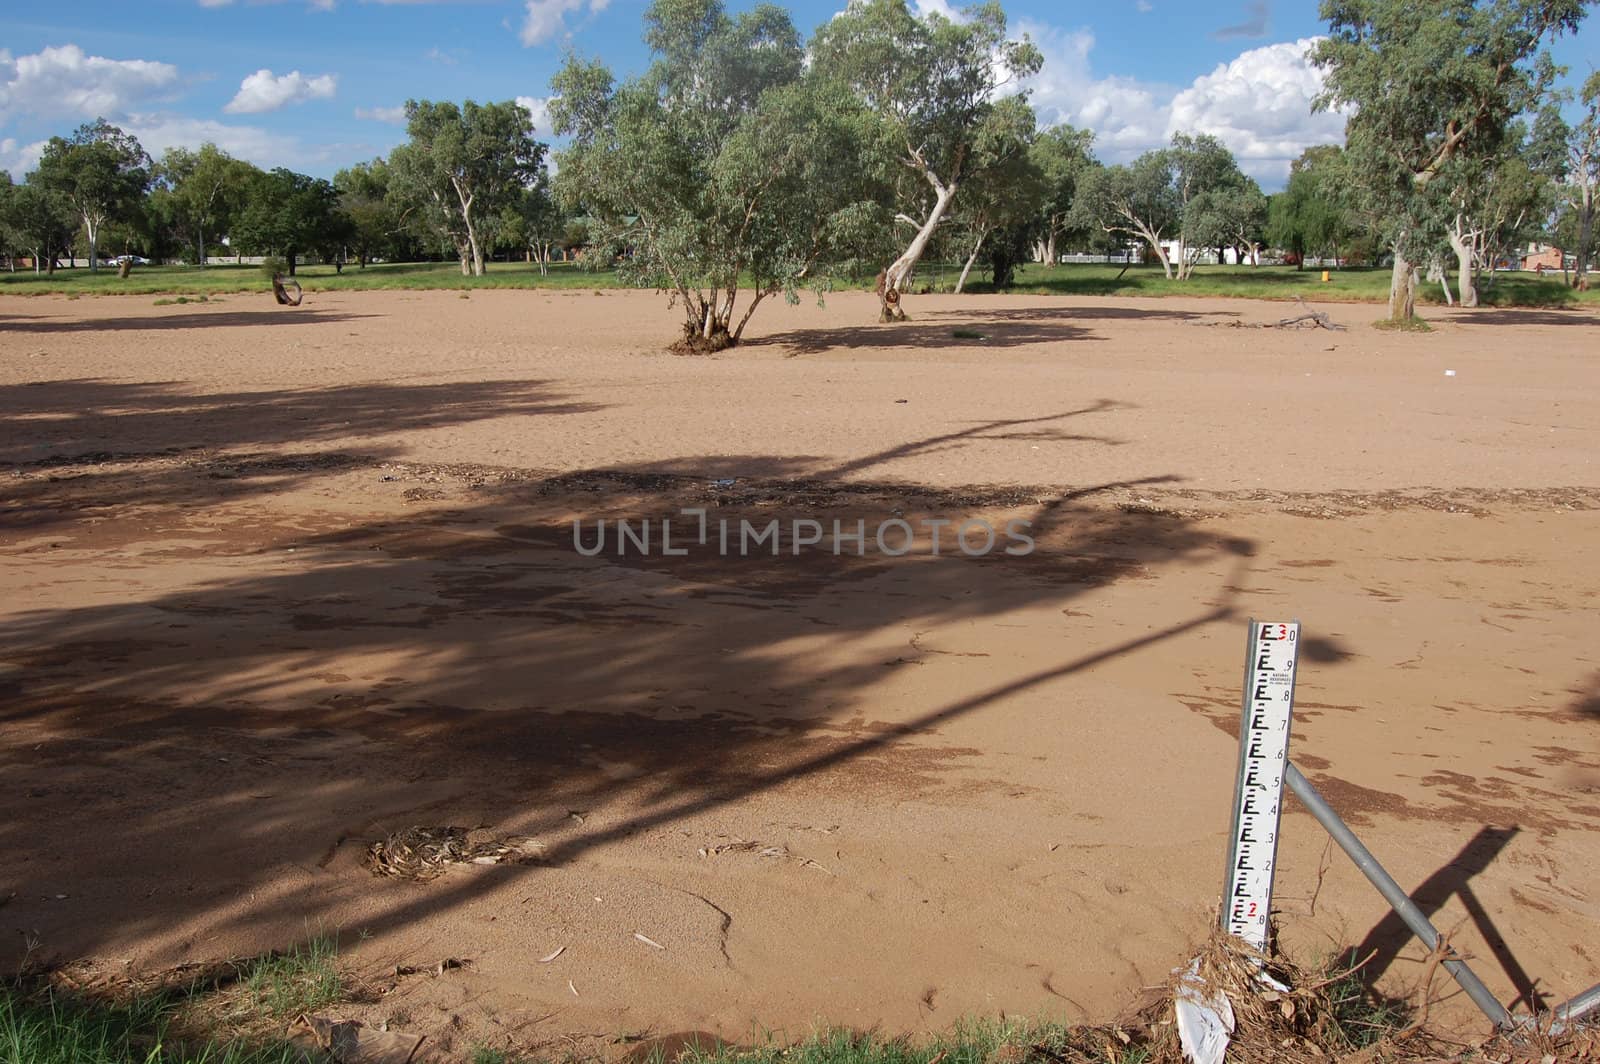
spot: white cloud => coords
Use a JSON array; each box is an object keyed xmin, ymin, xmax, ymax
[
  {"xmin": 121, "ymin": 111, "xmax": 384, "ymax": 173},
  {"xmin": 913, "ymin": 0, "xmax": 963, "ymax": 20},
  {"xmin": 355, "ymin": 104, "xmax": 406, "ymax": 123},
  {"xmin": 224, "ymin": 68, "xmax": 338, "ymax": 114},
  {"xmin": 0, "ymin": 45, "xmax": 180, "ymax": 123},
  {"xmin": 2, "ymin": 136, "xmax": 48, "ymax": 180},
  {"xmin": 1021, "ymin": 23, "xmax": 1343, "ymax": 186},
  {"xmin": 122, "ymin": 113, "xmax": 307, "ymax": 166},
  {"xmin": 1020, "ymin": 23, "xmax": 1174, "ymax": 161},
  {"xmin": 514, "ymin": 94, "xmax": 553, "ymax": 133},
  {"xmin": 1166, "ymin": 38, "xmax": 1346, "ymax": 181},
  {"xmin": 520, "ymin": 0, "xmax": 610, "ymax": 46}
]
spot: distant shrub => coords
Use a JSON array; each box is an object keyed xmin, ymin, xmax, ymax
[{"xmin": 260, "ymin": 255, "xmax": 288, "ymax": 278}]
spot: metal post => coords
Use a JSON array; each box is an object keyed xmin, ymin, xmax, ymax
[
  {"xmin": 1540, "ymin": 981, "xmax": 1600, "ymax": 1034},
  {"xmin": 1283, "ymin": 763, "xmax": 1514, "ymax": 1030}
]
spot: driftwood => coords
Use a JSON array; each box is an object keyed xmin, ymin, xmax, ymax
[
  {"xmin": 272, "ymin": 273, "xmax": 303, "ymax": 306},
  {"xmin": 1189, "ymin": 298, "xmax": 1346, "ymax": 332}
]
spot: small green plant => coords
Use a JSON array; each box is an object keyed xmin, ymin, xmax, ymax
[
  {"xmin": 258, "ymin": 256, "xmax": 288, "ymax": 279},
  {"xmin": 154, "ymin": 295, "xmax": 209, "ymax": 306},
  {"xmin": 0, "ymin": 988, "xmax": 312, "ymax": 1064},
  {"xmin": 470, "ymin": 1047, "xmax": 531, "ymax": 1064},
  {"xmin": 237, "ymin": 935, "xmax": 342, "ymax": 1019},
  {"xmin": 1319, "ymin": 961, "xmax": 1410, "ymax": 1050},
  {"xmin": 1371, "ymin": 317, "xmax": 1433, "ymax": 332}
]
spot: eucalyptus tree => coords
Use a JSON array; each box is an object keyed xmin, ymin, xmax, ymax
[
  {"xmin": 153, "ymin": 144, "xmax": 255, "ymax": 267},
  {"xmin": 231, "ymin": 168, "xmax": 346, "ymax": 275},
  {"xmin": 1557, "ymin": 71, "xmax": 1600, "ymax": 285},
  {"xmin": 1267, "ymin": 145, "xmax": 1357, "ymax": 267},
  {"xmin": 551, "ymin": 0, "xmax": 887, "ymax": 350},
  {"xmin": 1072, "ymin": 152, "xmax": 1180, "ymax": 276},
  {"xmin": 3, "ymin": 178, "xmax": 77, "ymax": 274},
  {"xmin": 812, "ymin": 0, "xmax": 1042, "ymax": 321},
  {"xmin": 950, "ymin": 146, "xmax": 1045, "ymax": 292},
  {"xmin": 32, "ymin": 119, "xmax": 151, "ymax": 271},
  {"xmin": 1029, "ymin": 124, "xmax": 1097, "ymax": 267},
  {"xmin": 388, "ymin": 99, "xmax": 544, "ymax": 276},
  {"xmin": 1072, "ymin": 133, "xmax": 1250, "ymax": 279},
  {"xmin": 1312, "ymin": 0, "xmax": 1592, "ymax": 320}
]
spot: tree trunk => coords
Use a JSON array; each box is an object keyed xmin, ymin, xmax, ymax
[
  {"xmin": 1387, "ymin": 249, "xmax": 1417, "ymax": 321},
  {"xmin": 1149, "ymin": 238, "xmax": 1172, "ymax": 279},
  {"xmin": 1044, "ymin": 231, "xmax": 1057, "ymax": 269},
  {"xmin": 85, "ymin": 217, "xmax": 99, "ymax": 273},
  {"xmin": 1449, "ymin": 229, "xmax": 1477, "ymax": 308},
  {"xmin": 198, "ymin": 231, "xmax": 206, "ymax": 270},
  {"xmin": 954, "ymin": 230, "xmax": 987, "ymax": 294},
  {"xmin": 880, "ymin": 182, "xmax": 957, "ymax": 322},
  {"xmin": 1577, "ymin": 192, "xmax": 1594, "ymax": 285},
  {"xmin": 286, "ymin": 250, "xmax": 297, "ymax": 277}
]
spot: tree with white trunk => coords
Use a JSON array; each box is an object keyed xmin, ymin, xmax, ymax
[
  {"xmin": 551, "ymin": 0, "xmax": 887, "ymax": 351},
  {"xmin": 32, "ymin": 119, "xmax": 151, "ymax": 273},
  {"xmin": 1311, "ymin": 0, "xmax": 1591, "ymax": 322},
  {"xmin": 388, "ymin": 99, "xmax": 544, "ymax": 277},
  {"xmin": 812, "ymin": 0, "xmax": 1042, "ymax": 322}
]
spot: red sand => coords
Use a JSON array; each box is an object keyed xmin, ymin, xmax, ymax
[{"xmin": 1, "ymin": 289, "xmax": 1597, "ymax": 1056}]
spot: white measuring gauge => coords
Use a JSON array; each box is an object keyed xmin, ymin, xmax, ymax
[{"xmin": 1222, "ymin": 620, "xmax": 1300, "ymax": 950}]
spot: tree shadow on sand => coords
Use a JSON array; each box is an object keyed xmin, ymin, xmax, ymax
[
  {"xmin": 1, "ymin": 377, "xmax": 602, "ymax": 531},
  {"xmin": 0, "ymin": 393, "xmax": 1360, "ymax": 986},
  {"xmin": 0, "ymin": 307, "xmax": 377, "ymax": 333}
]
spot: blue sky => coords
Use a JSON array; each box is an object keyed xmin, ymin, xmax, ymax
[{"xmin": 3, "ymin": 0, "xmax": 1596, "ymax": 190}]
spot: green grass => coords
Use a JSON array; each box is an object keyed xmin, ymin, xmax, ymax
[
  {"xmin": 675, "ymin": 1019, "xmax": 1150, "ymax": 1064},
  {"xmin": 0, "ymin": 259, "xmax": 626, "ymax": 297},
  {"xmin": 1319, "ymin": 962, "xmax": 1412, "ymax": 1052},
  {"xmin": 236, "ymin": 936, "xmax": 342, "ymax": 1020},
  {"xmin": 0, "ymin": 989, "xmax": 321, "ymax": 1064},
  {"xmin": 6, "ymin": 258, "xmax": 1595, "ymax": 310},
  {"xmin": 956, "ymin": 261, "xmax": 1600, "ymax": 308},
  {"xmin": 0, "ymin": 935, "xmax": 344, "ymax": 1062},
  {"xmin": 1371, "ymin": 316, "xmax": 1435, "ymax": 333}
]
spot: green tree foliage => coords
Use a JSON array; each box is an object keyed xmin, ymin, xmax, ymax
[
  {"xmin": 1029, "ymin": 124, "xmax": 1098, "ymax": 267},
  {"xmin": 949, "ymin": 147, "xmax": 1045, "ymax": 292},
  {"xmin": 1169, "ymin": 133, "xmax": 1259, "ymax": 276},
  {"xmin": 2, "ymin": 177, "xmax": 77, "ymax": 274},
  {"xmin": 32, "ymin": 118, "xmax": 152, "ymax": 272},
  {"xmin": 388, "ymin": 99, "xmax": 544, "ymax": 276},
  {"xmin": 498, "ymin": 167, "xmax": 566, "ymax": 275},
  {"xmin": 1312, "ymin": 0, "xmax": 1592, "ymax": 319},
  {"xmin": 231, "ymin": 168, "xmax": 347, "ymax": 276},
  {"xmin": 1557, "ymin": 71, "xmax": 1600, "ymax": 283},
  {"xmin": 551, "ymin": 0, "xmax": 888, "ymax": 350},
  {"xmin": 1441, "ymin": 121, "xmax": 1557, "ymax": 304},
  {"xmin": 1267, "ymin": 145, "xmax": 1357, "ymax": 267},
  {"xmin": 1072, "ymin": 152, "xmax": 1179, "ymax": 274},
  {"xmin": 335, "ymin": 159, "xmax": 410, "ymax": 267},
  {"xmin": 151, "ymin": 144, "xmax": 258, "ymax": 267},
  {"xmin": 812, "ymin": 0, "xmax": 1042, "ymax": 320},
  {"xmin": 1073, "ymin": 133, "xmax": 1251, "ymax": 279}
]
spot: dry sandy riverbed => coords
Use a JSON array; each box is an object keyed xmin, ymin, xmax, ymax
[{"xmin": 1, "ymin": 288, "xmax": 1597, "ymax": 1056}]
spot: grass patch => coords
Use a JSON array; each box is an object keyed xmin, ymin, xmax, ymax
[
  {"xmin": 1371, "ymin": 317, "xmax": 1435, "ymax": 333},
  {"xmin": 152, "ymin": 295, "xmax": 210, "ymax": 306},
  {"xmin": 235, "ymin": 936, "xmax": 342, "ymax": 1020},
  {"xmin": 0, "ymin": 988, "xmax": 322, "ymax": 1064},
  {"xmin": 0, "ymin": 260, "xmax": 626, "ymax": 297},
  {"xmin": 6, "ymin": 259, "xmax": 1597, "ymax": 310}
]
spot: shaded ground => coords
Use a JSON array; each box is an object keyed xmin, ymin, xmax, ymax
[{"xmin": 1, "ymin": 289, "xmax": 1597, "ymax": 1058}]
